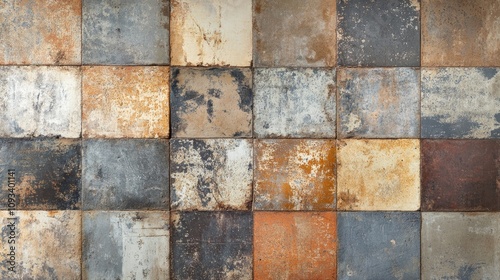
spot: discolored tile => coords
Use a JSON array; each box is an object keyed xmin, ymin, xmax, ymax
[
  {"xmin": 338, "ymin": 68, "xmax": 420, "ymax": 138},
  {"xmin": 82, "ymin": 66, "xmax": 169, "ymax": 138},
  {"xmin": 421, "ymin": 140, "xmax": 500, "ymax": 211},
  {"xmin": 171, "ymin": 68, "xmax": 252, "ymax": 138},
  {"xmin": 254, "ymin": 68, "xmax": 336, "ymax": 138},
  {"xmin": 170, "ymin": 0, "xmax": 252, "ymax": 66},
  {"xmin": 337, "ymin": 139, "xmax": 420, "ymax": 211},
  {"xmin": 254, "ymin": 139, "xmax": 336, "ymax": 211},
  {"xmin": 82, "ymin": 139, "xmax": 169, "ymax": 210}
]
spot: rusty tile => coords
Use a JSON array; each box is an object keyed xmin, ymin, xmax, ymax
[
  {"xmin": 254, "ymin": 212, "xmax": 337, "ymax": 279},
  {"xmin": 83, "ymin": 211, "xmax": 169, "ymax": 280},
  {"xmin": 170, "ymin": 0, "xmax": 252, "ymax": 66},
  {"xmin": 171, "ymin": 67, "xmax": 252, "ymax": 138},
  {"xmin": 253, "ymin": 0, "xmax": 336, "ymax": 67},
  {"xmin": 172, "ymin": 211, "xmax": 252, "ymax": 279},
  {"xmin": 254, "ymin": 68, "xmax": 336, "ymax": 138},
  {"xmin": 422, "ymin": 68, "xmax": 500, "ymax": 139},
  {"xmin": 82, "ymin": 66, "xmax": 169, "ymax": 138},
  {"xmin": 421, "ymin": 140, "xmax": 500, "ymax": 211},
  {"xmin": 338, "ymin": 68, "xmax": 420, "ymax": 138},
  {"xmin": 422, "ymin": 213, "xmax": 500, "ymax": 279},
  {"xmin": 337, "ymin": 139, "xmax": 420, "ymax": 211},
  {"xmin": 254, "ymin": 139, "xmax": 336, "ymax": 211}
]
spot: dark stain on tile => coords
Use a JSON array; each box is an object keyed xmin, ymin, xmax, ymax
[{"xmin": 421, "ymin": 116, "xmax": 481, "ymax": 139}]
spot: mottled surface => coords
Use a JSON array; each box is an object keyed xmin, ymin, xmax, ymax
[
  {"xmin": 170, "ymin": 0, "xmax": 252, "ymax": 66},
  {"xmin": 421, "ymin": 68, "xmax": 500, "ymax": 139},
  {"xmin": 172, "ymin": 211, "xmax": 252, "ymax": 280},
  {"xmin": 170, "ymin": 139, "xmax": 253, "ymax": 210},
  {"xmin": 338, "ymin": 68, "xmax": 420, "ymax": 138},
  {"xmin": 337, "ymin": 0, "xmax": 420, "ymax": 66},
  {"xmin": 253, "ymin": 0, "xmax": 336, "ymax": 67},
  {"xmin": 171, "ymin": 68, "xmax": 252, "ymax": 138},
  {"xmin": 254, "ymin": 68, "xmax": 336, "ymax": 138},
  {"xmin": 254, "ymin": 139, "xmax": 336, "ymax": 211},
  {"xmin": 0, "ymin": 66, "xmax": 81, "ymax": 138},
  {"xmin": 254, "ymin": 212, "xmax": 337, "ymax": 279},
  {"xmin": 422, "ymin": 140, "xmax": 500, "ymax": 211},
  {"xmin": 337, "ymin": 212, "xmax": 420, "ymax": 280},
  {"xmin": 337, "ymin": 139, "xmax": 420, "ymax": 211},
  {"xmin": 0, "ymin": 139, "xmax": 81, "ymax": 210},
  {"xmin": 82, "ymin": 66, "xmax": 169, "ymax": 138},
  {"xmin": 422, "ymin": 213, "xmax": 500, "ymax": 279},
  {"xmin": 83, "ymin": 211, "xmax": 169, "ymax": 280},
  {"xmin": 82, "ymin": 0, "xmax": 169, "ymax": 65},
  {"xmin": 82, "ymin": 139, "xmax": 169, "ymax": 210}
]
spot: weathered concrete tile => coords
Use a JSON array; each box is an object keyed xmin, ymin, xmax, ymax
[
  {"xmin": 83, "ymin": 139, "xmax": 169, "ymax": 210},
  {"xmin": 254, "ymin": 68, "xmax": 336, "ymax": 138},
  {"xmin": 0, "ymin": 211, "xmax": 81, "ymax": 279},
  {"xmin": 253, "ymin": 0, "xmax": 336, "ymax": 67},
  {"xmin": 422, "ymin": 140, "xmax": 500, "ymax": 211},
  {"xmin": 337, "ymin": 0, "xmax": 420, "ymax": 66},
  {"xmin": 254, "ymin": 212, "xmax": 337, "ymax": 279},
  {"xmin": 170, "ymin": 139, "xmax": 252, "ymax": 210},
  {"xmin": 0, "ymin": 139, "xmax": 81, "ymax": 210},
  {"xmin": 171, "ymin": 67, "xmax": 252, "ymax": 138},
  {"xmin": 337, "ymin": 212, "xmax": 420, "ymax": 280},
  {"xmin": 170, "ymin": 0, "xmax": 252, "ymax": 66},
  {"xmin": 337, "ymin": 139, "xmax": 420, "ymax": 211},
  {"xmin": 82, "ymin": 66, "xmax": 169, "ymax": 138},
  {"xmin": 82, "ymin": 0, "xmax": 169, "ymax": 65},
  {"xmin": 338, "ymin": 68, "xmax": 420, "ymax": 138},
  {"xmin": 0, "ymin": 66, "xmax": 81, "ymax": 138},
  {"xmin": 422, "ymin": 0, "xmax": 500, "ymax": 66},
  {"xmin": 421, "ymin": 68, "xmax": 500, "ymax": 139},
  {"xmin": 422, "ymin": 213, "xmax": 500, "ymax": 279},
  {"xmin": 172, "ymin": 211, "xmax": 252, "ymax": 279},
  {"xmin": 254, "ymin": 139, "xmax": 336, "ymax": 211},
  {"xmin": 83, "ymin": 211, "xmax": 169, "ymax": 280}
]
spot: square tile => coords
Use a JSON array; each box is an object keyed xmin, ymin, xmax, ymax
[
  {"xmin": 82, "ymin": 66, "xmax": 169, "ymax": 138},
  {"xmin": 337, "ymin": 0, "xmax": 420, "ymax": 66},
  {"xmin": 171, "ymin": 67, "xmax": 252, "ymax": 138},
  {"xmin": 82, "ymin": 139, "xmax": 169, "ymax": 210},
  {"xmin": 421, "ymin": 68, "xmax": 500, "ymax": 139},
  {"xmin": 254, "ymin": 139, "xmax": 336, "ymax": 211},
  {"xmin": 337, "ymin": 68, "xmax": 420, "ymax": 138},
  {"xmin": 254, "ymin": 212, "xmax": 337, "ymax": 279},
  {"xmin": 170, "ymin": 0, "xmax": 252, "ymax": 66},
  {"xmin": 337, "ymin": 139, "xmax": 420, "ymax": 211},
  {"xmin": 254, "ymin": 68, "xmax": 336, "ymax": 138}
]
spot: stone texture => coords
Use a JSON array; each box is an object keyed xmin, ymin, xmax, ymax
[
  {"xmin": 337, "ymin": 139, "xmax": 420, "ymax": 211},
  {"xmin": 254, "ymin": 139, "xmax": 336, "ymax": 211},
  {"xmin": 254, "ymin": 212, "xmax": 337, "ymax": 279},
  {"xmin": 422, "ymin": 0, "xmax": 500, "ymax": 66},
  {"xmin": 170, "ymin": 0, "xmax": 252, "ymax": 66},
  {"xmin": 170, "ymin": 139, "xmax": 252, "ymax": 210},
  {"xmin": 337, "ymin": 0, "xmax": 420, "ymax": 66},
  {"xmin": 422, "ymin": 213, "xmax": 500, "ymax": 279},
  {"xmin": 253, "ymin": 0, "xmax": 336, "ymax": 67},
  {"xmin": 254, "ymin": 68, "xmax": 336, "ymax": 138},
  {"xmin": 338, "ymin": 68, "xmax": 420, "ymax": 138},
  {"xmin": 82, "ymin": 0, "xmax": 169, "ymax": 65},
  {"xmin": 0, "ymin": 139, "xmax": 81, "ymax": 210},
  {"xmin": 0, "ymin": 66, "xmax": 81, "ymax": 138},
  {"xmin": 172, "ymin": 211, "xmax": 252, "ymax": 279},
  {"xmin": 82, "ymin": 139, "xmax": 169, "ymax": 210},
  {"xmin": 421, "ymin": 68, "xmax": 500, "ymax": 139},
  {"xmin": 83, "ymin": 211, "xmax": 169, "ymax": 280},
  {"xmin": 337, "ymin": 212, "xmax": 420, "ymax": 280},
  {"xmin": 82, "ymin": 66, "xmax": 169, "ymax": 138},
  {"xmin": 421, "ymin": 140, "xmax": 500, "ymax": 211},
  {"xmin": 171, "ymin": 67, "xmax": 252, "ymax": 138}
]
